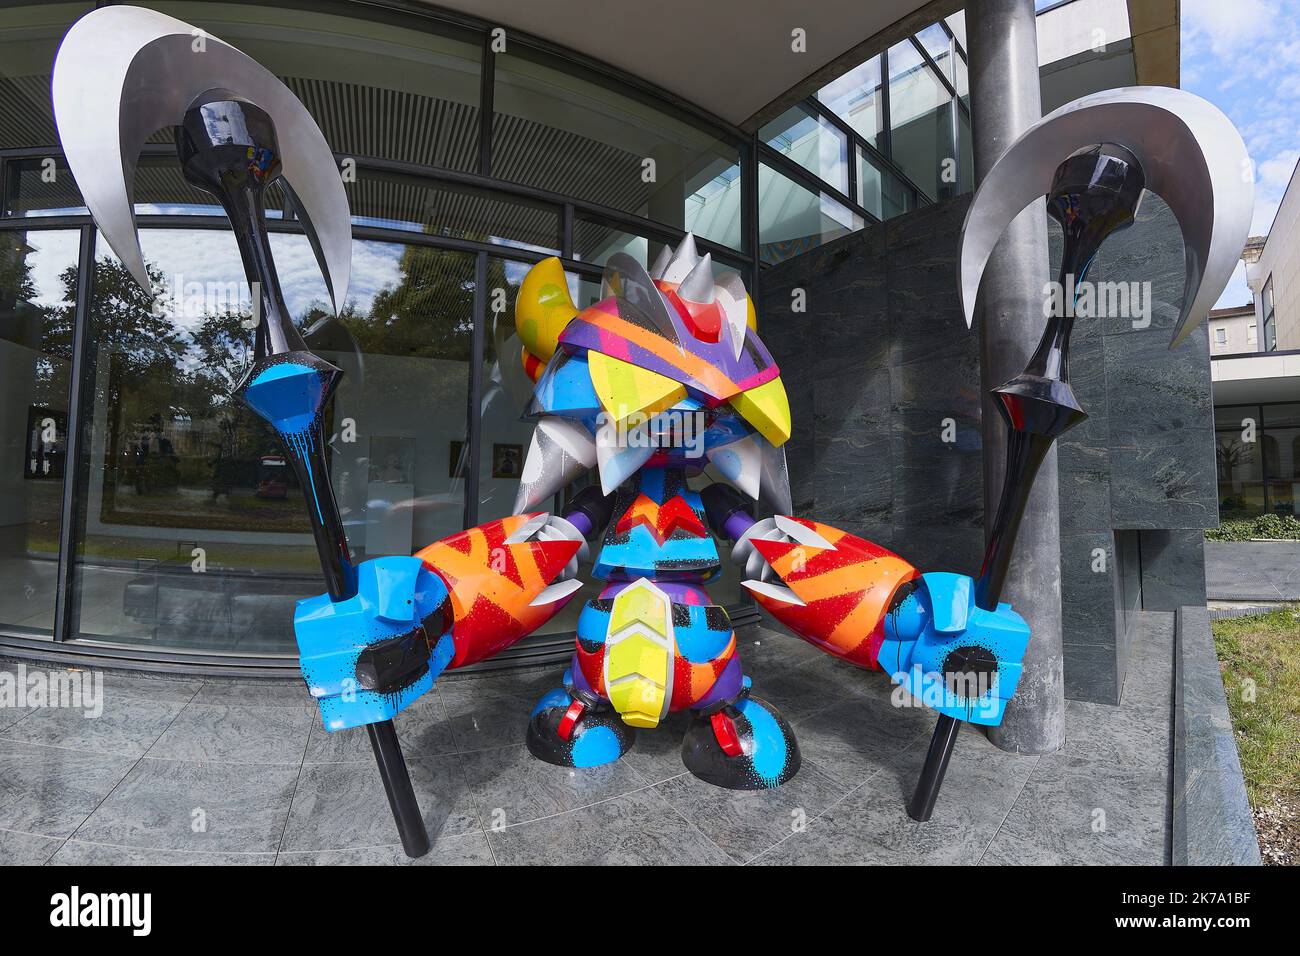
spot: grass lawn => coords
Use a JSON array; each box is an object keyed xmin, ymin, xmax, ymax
[{"xmin": 1213, "ymin": 606, "xmax": 1300, "ymax": 865}]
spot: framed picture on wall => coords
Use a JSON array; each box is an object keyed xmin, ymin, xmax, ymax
[
  {"xmin": 492, "ymin": 442, "xmax": 523, "ymax": 479},
  {"xmin": 448, "ymin": 440, "xmax": 467, "ymax": 479}
]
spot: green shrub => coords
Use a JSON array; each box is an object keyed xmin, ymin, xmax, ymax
[{"xmin": 1207, "ymin": 514, "xmax": 1300, "ymax": 541}]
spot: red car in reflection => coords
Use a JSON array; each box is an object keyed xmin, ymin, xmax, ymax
[{"xmin": 256, "ymin": 454, "xmax": 289, "ymax": 499}]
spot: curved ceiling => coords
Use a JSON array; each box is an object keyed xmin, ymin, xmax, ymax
[{"xmin": 418, "ymin": 0, "xmax": 948, "ymax": 127}]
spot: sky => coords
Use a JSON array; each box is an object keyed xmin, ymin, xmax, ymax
[{"xmin": 1181, "ymin": 0, "xmax": 1300, "ymax": 307}]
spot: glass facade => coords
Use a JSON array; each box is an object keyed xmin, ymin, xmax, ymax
[
  {"xmin": 0, "ymin": 0, "xmax": 984, "ymax": 665},
  {"xmin": 756, "ymin": 15, "xmax": 973, "ymax": 264},
  {"xmin": 0, "ymin": 0, "xmax": 754, "ymax": 663},
  {"xmin": 1215, "ymin": 404, "xmax": 1300, "ymax": 519}
]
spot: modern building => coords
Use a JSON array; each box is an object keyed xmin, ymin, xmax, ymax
[
  {"xmin": 0, "ymin": 0, "xmax": 1266, "ymax": 869},
  {"xmin": 1209, "ymin": 161, "xmax": 1300, "ymax": 519},
  {"xmin": 0, "ymin": 0, "xmax": 1197, "ymax": 680}
]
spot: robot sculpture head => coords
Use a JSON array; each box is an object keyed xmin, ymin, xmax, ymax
[{"xmin": 512, "ymin": 236, "xmax": 793, "ymax": 515}]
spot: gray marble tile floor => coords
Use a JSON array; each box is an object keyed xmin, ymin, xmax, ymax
[{"xmin": 0, "ymin": 617, "xmax": 1176, "ymax": 865}]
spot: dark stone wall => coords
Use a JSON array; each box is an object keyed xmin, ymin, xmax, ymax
[{"xmin": 758, "ymin": 191, "xmax": 1216, "ymax": 705}]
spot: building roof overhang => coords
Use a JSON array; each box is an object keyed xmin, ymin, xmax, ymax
[
  {"xmin": 417, "ymin": 0, "xmax": 1177, "ymax": 134},
  {"xmin": 1212, "ymin": 350, "xmax": 1300, "ymax": 405}
]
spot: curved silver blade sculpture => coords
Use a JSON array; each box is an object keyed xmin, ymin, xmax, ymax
[
  {"xmin": 51, "ymin": 4, "xmax": 350, "ymax": 311},
  {"xmin": 907, "ymin": 87, "xmax": 1255, "ymax": 822},
  {"xmin": 51, "ymin": 6, "xmax": 433, "ymax": 857},
  {"xmin": 958, "ymin": 86, "xmax": 1254, "ymax": 347}
]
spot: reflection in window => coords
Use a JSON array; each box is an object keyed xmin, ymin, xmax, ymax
[
  {"xmin": 887, "ymin": 40, "xmax": 956, "ymax": 202},
  {"xmin": 857, "ymin": 147, "xmax": 915, "ymax": 221},
  {"xmin": 572, "ymin": 219, "xmax": 649, "ymax": 267},
  {"xmin": 346, "ymin": 173, "xmax": 559, "ymax": 255},
  {"xmin": 758, "ymin": 163, "xmax": 863, "ymax": 265},
  {"xmin": 69, "ymin": 229, "xmax": 473, "ymax": 652},
  {"xmin": 760, "ymin": 104, "xmax": 850, "ymax": 195},
  {"xmin": 915, "ymin": 23, "xmax": 955, "ymax": 83},
  {"xmin": 817, "ymin": 56, "xmax": 885, "ymax": 148},
  {"xmin": 492, "ymin": 50, "xmax": 741, "ymax": 250},
  {"xmin": 1216, "ymin": 404, "xmax": 1300, "ymax": 517},
  {"xmin": 0, "ymin": 229, "xmax": 79, "ymax": 638},
  {"xmin": 146, "ymin": 1, "xmax": 483, "ymax": 171}
]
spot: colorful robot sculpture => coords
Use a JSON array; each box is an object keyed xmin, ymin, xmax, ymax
[
  {"xmin": 54, "ymin": 4, "xmax": 1253, "ymax": 858},
  {"xmin": 502, "ymin": 240, "xmax": 1032, "ymax": 791}
]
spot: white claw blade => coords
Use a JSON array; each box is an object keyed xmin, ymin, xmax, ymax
[
  {"xmin": 958, "ymin": 86, "xmax": 1253, "ymax": 348},
  {"xmin": 742, "ymin": 579, "xmax": 807, "ymax": 607},
  {"xmin": 52, "ymin": 6, "xmax": 351, "ymax": 311},
  {"xmin": 529, "ymin": 578, "xmax": 583, "ymax": 607}
]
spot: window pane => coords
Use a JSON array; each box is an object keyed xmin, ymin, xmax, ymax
[
  {"xmin": 1216, "ymin": 431, "xmax": 1265, "ymax": 519},
  {"xmin": 915, "ymin": 23, "xmax": 955, "ymax": 83},
  {"xmin": 69, "ymin": 229, "xmax": 472, "ymax": 653},
  {"xmin": 1264, "ymin": 403, "xmax": 1300, "ymax": 428},
  {"xmin": 887, "ymin": 40, "xmax": 956, "ymax": 202},
  {"xmin": 0, "ymin": 228, "xmax": 79, "ymax": 638},
  {"xmin": 857, "ymin": 147, "xmax": 914, "ymax": 221},
  {"xmin": 758, "ymin": 163, "xmax": 862, "ymax": 265},
  {"xmin": 817, "ymin": 55, "xmax": 885, "ymax": 147},
  {"xmin": 958, "ymin": 104, "xmax": 974, "ymax": 195},
  {"xmin": 946, "ymin": 11, "xmax": 967, "ymax": 51},
  {"xmin": 760, "ymin": 104, "xmax": 850, "ymax": 195},
  {"xmin": 348, "ymin": 173, "xmax": 560, "ymax": 255},
  {"xmin": 1215, "ymin": 406, "xmax": 1259, "ymax": 430},
  {"xmin": 492, "ymin": 50, "xmax": 742, "ymax": 249},
  {"xmin": 572, "ymin": 220, "xmax": 649, "ymax": 267}
]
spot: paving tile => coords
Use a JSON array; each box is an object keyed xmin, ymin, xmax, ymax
[
  {"xmin": 146, "ymin": 702, "xmax": 312, "ymax": 765},
  {"xmin": 788, "ymin": 652, "xmax": 891, "ymax": 702},
  {"xmin": 461, "ymin": 743, "xmax": 647, "ymax": 828},
  {"xmin": 279, "ymin": 754, "xmax": 479, "ymax": 852},
  {"xmin": 4, "ymin": 695, "xmax": 186, "ymax": 758},
  {"xmin": 755, "ymin": 730, "xmax": 1038, "ymax": 865},
  {"xmin": 980, "ymin": 753, "xmax": 1169, "ymax": 865},
  {"xmin": 0, "ymin": 705, "xmax": 33, "ymax": 733},
  {"xmin": 787, "ymin": 692, "xmax": 931, "ymax": 786},
  {"xmin": 654, "ymin": 761, "xmax": 849, "ymax": 863},
  {"xmin": 73, "ymin": 758, "xmax": 300, "ymax": 853},
  {"xmin": 733, "ymin": 627, "xmax": 823, "ymax": 677},
  {"xmin": 95, "ymin": 671, "xmax": 203, "ymax": 706},
  {"xmin": 1059, "ymin": 699, "xmax": 1170, "ymax": 767},
  {"xmin": 436, "ymin": 665, "xmax": 566, "ymax": 709},
  {"xmin": 442, "ymin": 689, "xmax": 537, "ymax": 752},
  {"xmin": 621, "ymin": 710, "xmax": 694, "ymax": 785},
  {"xmin": 303, "ymin": 692, "xmax": 455, "ymax": 763},
  {"xmin": 190, "ymin": 680, "xmax": 314, "ymax": 709},
  {"xmin": 487, "ymin": 786, "xmax": 734, "ymax": 865},
  {"xmin": 275, "ymin": 831, "xmax": 494, "ymax": 866},
  {"xmin": 0, "ymin": 740, "xmax": 136, "ymax": 838},
  {"xmin": 48, "ymin": 840, "xmax": 275, "ymax": 866},
  {"xmin": 0, "ymin": 827, "xmax": 64, "ymax": 864},
  {"xmin": 745, "ymin": 665, "xmax": 854, "ymax": 723}
]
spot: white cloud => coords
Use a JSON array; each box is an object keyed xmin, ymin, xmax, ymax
[{"xmin": 1183, "ymin": 0, "xmax": 1276, "ymax": 57}]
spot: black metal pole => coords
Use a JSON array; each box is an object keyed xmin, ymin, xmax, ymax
[
  {"xmin": 907, "ymin": 714, "xmax": 962, "ymax": 821},
  {"xmin": 176, "ymin": 96, "xmax": 432, "ymax": 856},
  {"xmin": 368, "ymin": 720, "xmax": 432, "ymax": 858},
  {"xmin": 907, "ymin": 143, "xmax": 1144, "ymax": 823}
]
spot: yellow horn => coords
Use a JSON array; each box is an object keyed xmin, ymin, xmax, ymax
[{"xmin": 517, "ymin": 257, "xmax": 577, "ymax": 369}]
